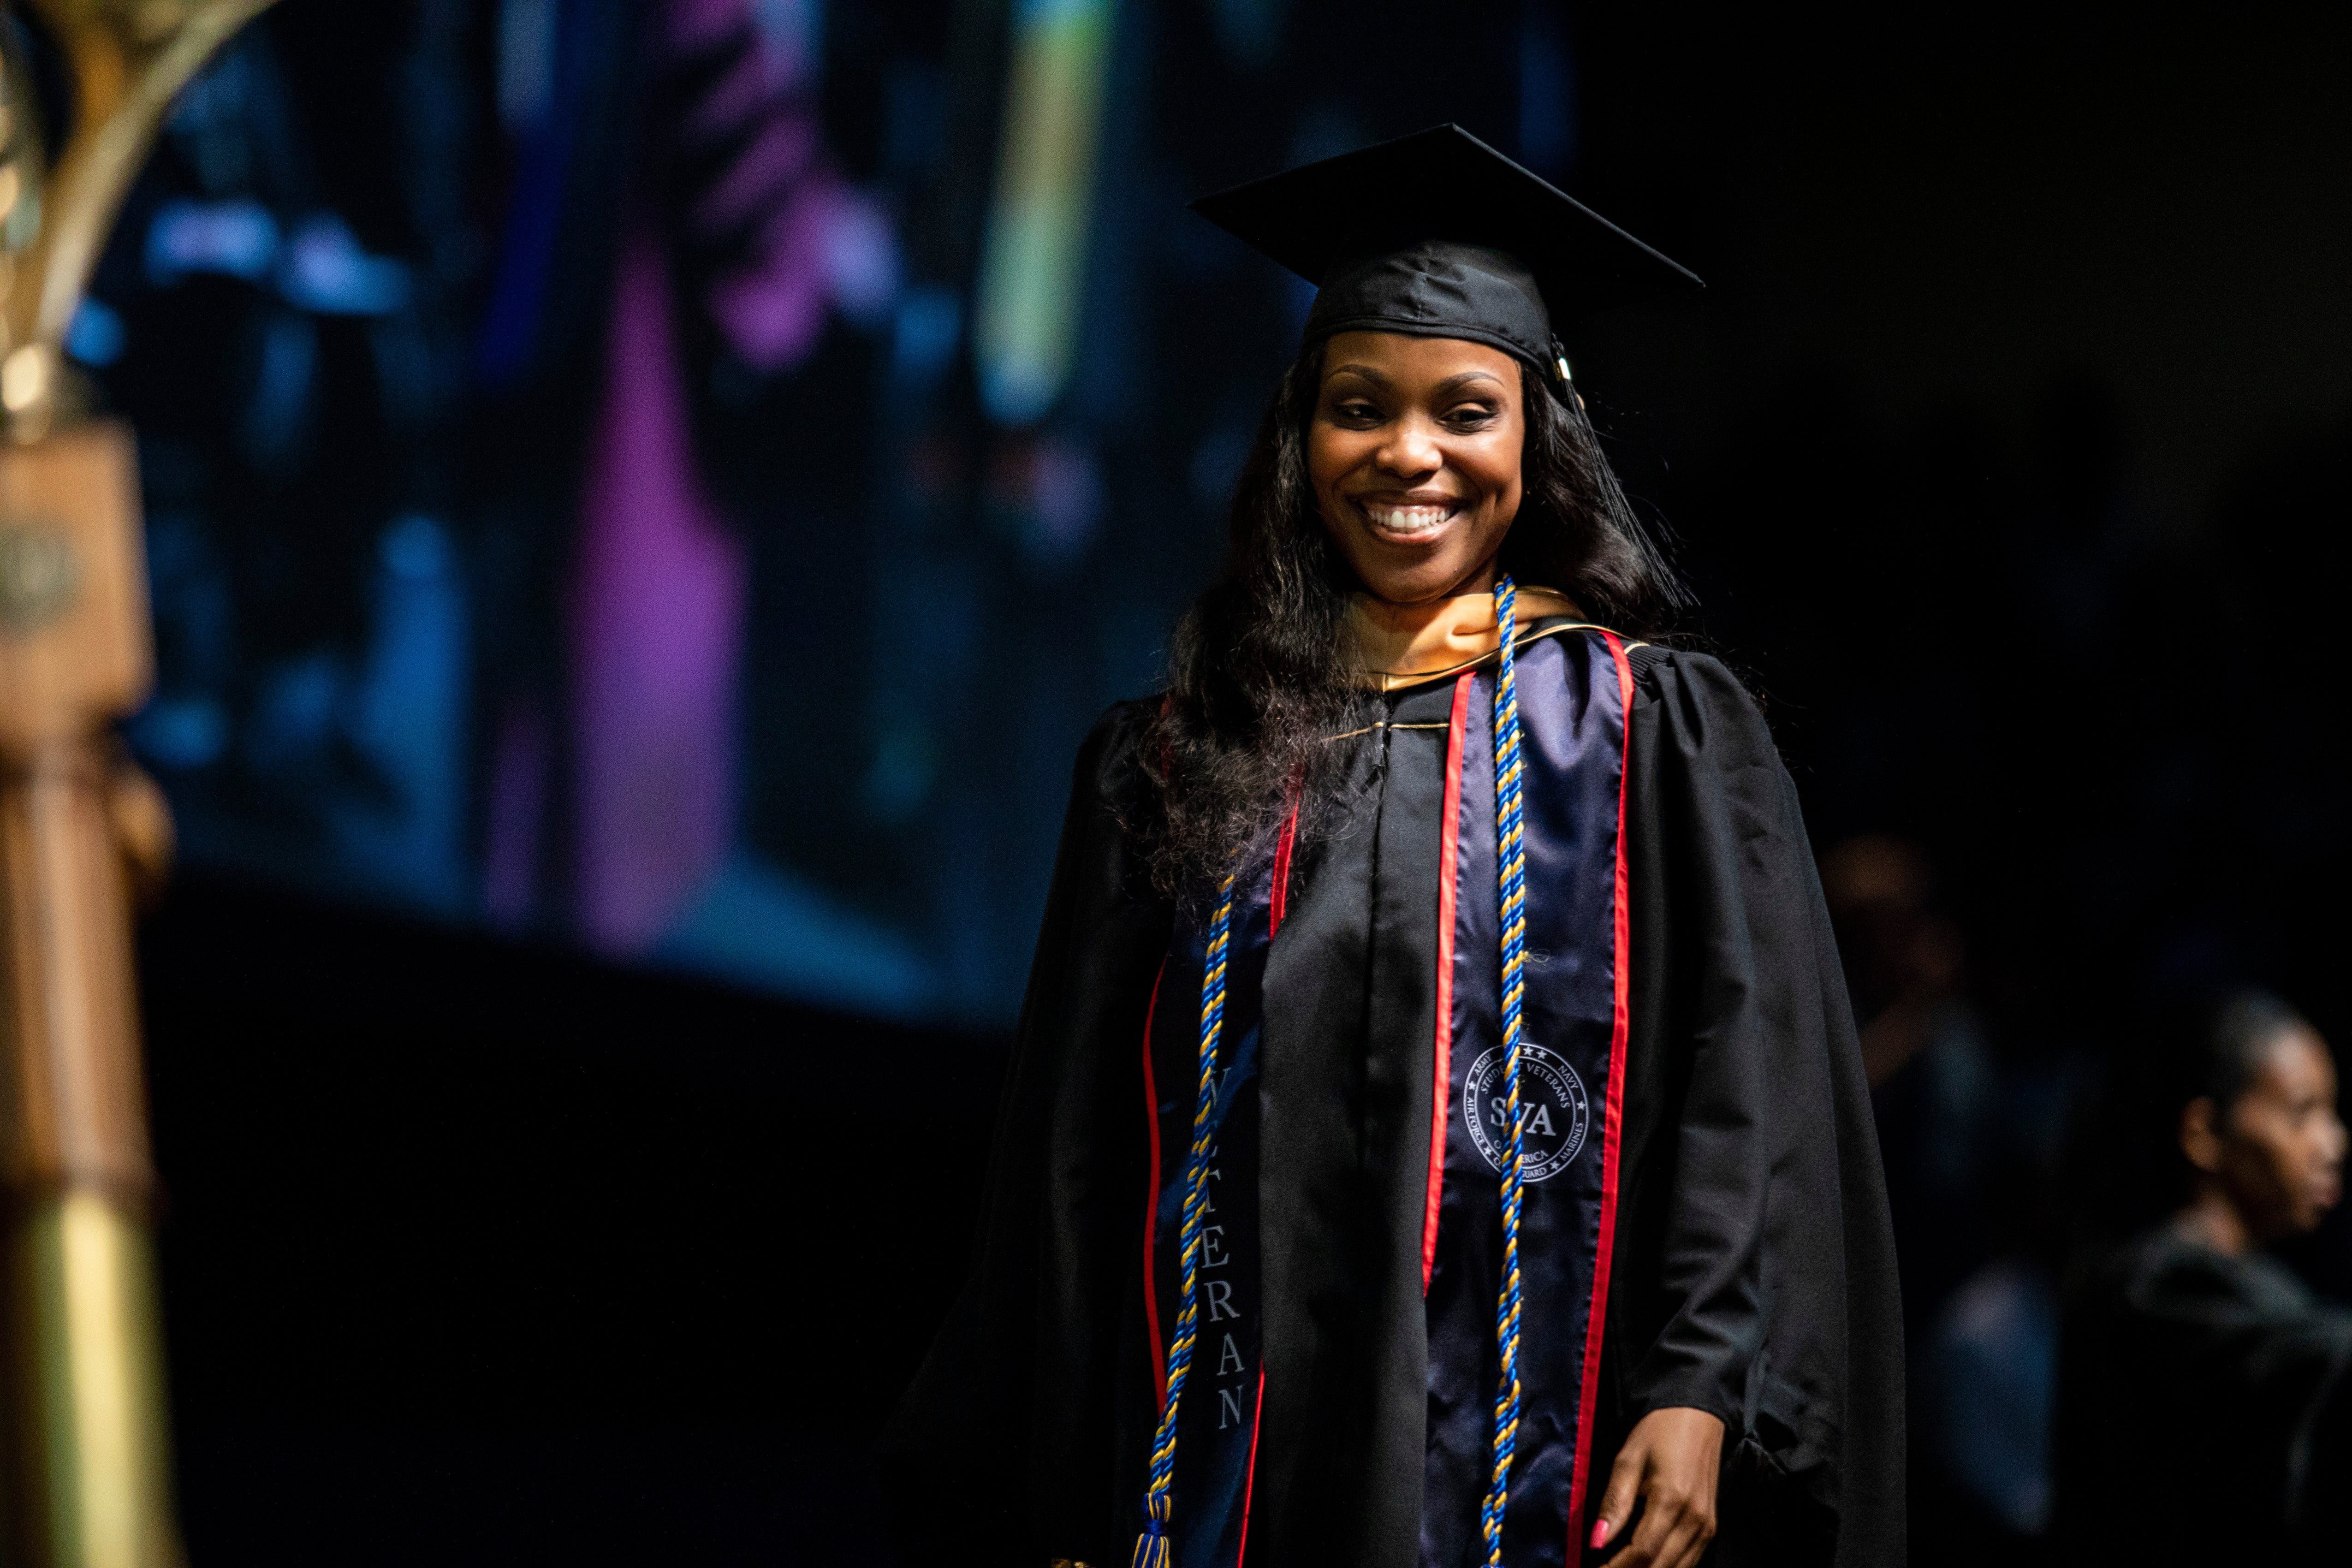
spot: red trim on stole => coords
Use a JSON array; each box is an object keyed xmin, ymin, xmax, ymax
[
  {"xmin": 1140, "ymin": 958, "xmax": 1169, "ymax": 1406},
  {"xmin": 1235, "ymin": 1366, "xmax": 1267, "ymax": 1564},
  {"xmin": 1219, "ymin": 801, "xmax": 1289, "ymax": 1561},
  {"xmin": 1270, "ymin": 801, "xmax": 1298, "ymax": 937},
  {"xmin": 1423, "ymin": 671, "xmax": 1476, "ymax": 1293},
  {"xmin": 1564, "ymin": 633, "xmax": 1639, "ymax": 1568}
]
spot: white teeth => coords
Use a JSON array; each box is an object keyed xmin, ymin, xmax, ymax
[{"xmin": 1363, "ymin": 505, "xmax": 1452, "ymax": 535}]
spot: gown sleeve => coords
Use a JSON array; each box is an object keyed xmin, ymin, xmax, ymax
[
  {"xmin": 1604, "ymin": 647, "xmax": 1906, "ymax": 1567},
  {"xmin": 879, "ymin": 700, "xmax": 1174, "ymax": 1567}
]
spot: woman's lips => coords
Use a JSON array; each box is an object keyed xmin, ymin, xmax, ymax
[{"xmin": 1356, "ymin": 499, "xmax": 1460, "ymax": 540}]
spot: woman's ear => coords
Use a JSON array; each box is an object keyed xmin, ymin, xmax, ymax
[{"xmin": 2180, "ymin": 1095, "xmax": 2225, "ymax": 1174}]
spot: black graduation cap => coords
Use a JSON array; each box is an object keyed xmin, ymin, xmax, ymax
[{"xmin": 1189, "ymin": 124, "xmax": 1700, "ymax": 390}]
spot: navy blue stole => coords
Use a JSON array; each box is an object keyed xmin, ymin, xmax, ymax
[
  {"xmin": 1140, "ymin": 626, "xmax": 1632, "ymax": 1568},
  {"xmin": 1422, "ymin": 627, "xmax": 1633, "ymax": 1568},
  {"xmin": 1140, "ymin": 831, "xmax": 1290, "ymax": 1568}
]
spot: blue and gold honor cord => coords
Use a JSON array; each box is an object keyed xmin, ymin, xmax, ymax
[
  {"xmin": 1481, "ymin": 576, "xmax": 1530, "ymax": 1567},
  {"xmin": 1131, "ymin": 876, "xmax": 1239, "ymax": 1568}
]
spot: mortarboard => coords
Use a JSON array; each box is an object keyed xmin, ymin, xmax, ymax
[{"xmin": 1189, "ymin": 124, "xmax": 1701, "ymax": 392}]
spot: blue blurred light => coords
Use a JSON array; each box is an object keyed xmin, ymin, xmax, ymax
[
  {"xmin": 750, "ymin": 0, "xmax": 825, "ymax": 84},
  {"xmin": 1190, "ymin": 421, "xmax": 1250, "ymax": 507},
  {"xmin": 890, "ymin": 285, "xmax": 963, "ymax": 387},
  {"xmin": 146, "ymin": 197, "xmax": 279, "ymax": 285},
  {"xmin": 339, "ymin": 514, "xmax": 472, "ymax": 913},
  {"xmin": 128, "ymin": 697, "xmax": 229, "ymax": 771},
  {"xmin": 65, "ymin": 299, "xmax": 127, "ymax": 367},
  {"xmin": 381, "ymin": 511, "xmax": 455, "ymax": 580},
  {"xmin": 241, "ymin": 314, "xmax": 317, "ymax": 470},
  {"xmin": 245, "ymin": 653, "xmax": 343, "ymax": 773},
  {"xmin": 1209, "ymin": 0, "xmax": 1283, "ymax": 69},
  {"xmin": 822, "ymin": 194, "xmax": 900, "ymax": 327},
  {"xmin": 864, "ymin": 723, "xmax": 939, "ymax": 822},
  {"xmin": 278, "ymin": 214, "xmax": 411, "ymax": 315},
  {"xmin": 1517, "ymin": 2, "xmax": 1578, "ymax": 178},
  {"xmin": 656, "ymin": 852, "xmax": 942, "ymax": 1020},
  {"xmin": 497, "ymin": 0, "xmax": 556, "ymax": 133}
]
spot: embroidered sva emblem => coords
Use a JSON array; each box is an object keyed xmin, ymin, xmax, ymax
[{"xmin": 1462, "ymin": 1041, "xmax": 1591, "ymax": 1183}]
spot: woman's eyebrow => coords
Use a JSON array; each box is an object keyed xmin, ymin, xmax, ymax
[{"xmin": 1324, "ymin": 366, "xmax": 1506, "ymax": 396}]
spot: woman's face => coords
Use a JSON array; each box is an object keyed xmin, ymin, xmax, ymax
[
  {"xmin": 1307, "ymin": 331, "xmax": 1526, "ymax": 606},
  {"xmin": 2192, "ymin": 1026, "xmax": 2347, "ymax": 1239}
]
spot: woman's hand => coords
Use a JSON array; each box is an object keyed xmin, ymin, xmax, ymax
[{"xmin": 1588, "ymin": 1406, "xmax": 1723, "ymax": 1568}]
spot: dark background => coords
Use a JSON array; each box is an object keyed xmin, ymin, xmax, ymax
[
  {"xmin": 143, "ymin": 874, "xmax": 990, "ymax": 1562},
  {"xmin": 88, "ymin": 0, "xmax": 2352, "ymax": 1561}
]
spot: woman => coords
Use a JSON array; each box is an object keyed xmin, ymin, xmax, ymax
[
  {"xmin": 885, "ymin": 127, "xmax": 1903, "ymax": 1568},
  {"xmin": 2052, "ymin": 992, "xmax": 2352, "ymax": 1564}
]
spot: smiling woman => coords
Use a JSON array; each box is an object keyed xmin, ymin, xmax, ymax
[
  {"xmin": 885, "ymin": 127, "xmax": 1904, "ymax": 1568},
  {"xmin": 1144, "ymin": 312, "xmax": 1676, "ymax": 904}
]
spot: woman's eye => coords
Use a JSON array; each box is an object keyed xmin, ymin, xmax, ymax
[
  {"xmin": 1336, "ymin": 401, "xmax": 1381, "ymax": 423},
  {"xmin": 1446, "ymin": 404, "xmax": 1499, "ymax": 428}
]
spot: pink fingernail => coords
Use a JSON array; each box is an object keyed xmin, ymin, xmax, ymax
[{"xmin": 1591, "ymin": 1519, "xmax": 1611, "ymax": 1549}]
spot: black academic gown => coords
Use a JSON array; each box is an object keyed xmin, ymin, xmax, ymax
[
  {"xmin": 882, "ymin": 637, "xmax": 1905, "ymax": 1568},
  {"xmin": 2050, "ymin": 1228, "xmax": 2352, "ymax": 1565}
]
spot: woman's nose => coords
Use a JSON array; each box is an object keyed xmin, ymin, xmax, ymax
[{"xmin": 1376, "ymin": 416, "xmax": 1441, "ymax": 477}]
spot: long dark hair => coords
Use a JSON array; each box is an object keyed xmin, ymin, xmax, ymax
[{"xmin": 1144, "ymin": 339, "xmax": 1688, "ymax": 901}]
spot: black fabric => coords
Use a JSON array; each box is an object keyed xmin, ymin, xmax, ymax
[
  {"xmin": 2050, "ymin": 1228, "xmax": 2352, "ymax": 1565},
  {"xmin": 1187, "ymin": 124, "xmax": 1700, "ymax": 390},
  {"xmin": 1301, "ymin": 240, "xmax": 1562, "ymax": 393},
  {"xmin": 1251, "ymin": 680, "xmax": 1443, "ymax": 1562},
  {"xmin": 1604, "ymin": 646, "xmax": 1905, "ymax": 1568},
  {"xmin": 1189, "ymin": 124, "xmax": 1699, "ymax": 304},
  {"xmin": 881, "ymin": 642, "xmax": 1904, "ymax": 1568}
]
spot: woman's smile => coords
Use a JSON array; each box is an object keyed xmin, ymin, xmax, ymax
[{"xmin": 1353, "ymin": 489, "xmax": 1466, "ymax": 541}]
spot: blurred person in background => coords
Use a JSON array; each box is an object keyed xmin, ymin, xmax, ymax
[
  {"xmin": 2052, "ymin": 991, "xmax": 2352, "ymax": 1563},
  {"xmin": 1820, "ymin": 836, "xmax": 1994, "ymax": 1335},
  {"xmin": 888, "ymin": 129, "xmax": 1901, "ymax": 1568},
  {"xmin": 1823, "ymin": 835, "xmax": 2070, "ymax": 1561}
]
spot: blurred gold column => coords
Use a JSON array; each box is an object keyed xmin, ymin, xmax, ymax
[
  {"xmin": 0, "ymin": 425, "xmax": 176, "ymax": 1568},
  {"xmin": 0, "ymin": 3, "xmax": 282, "ymax": 1563}
]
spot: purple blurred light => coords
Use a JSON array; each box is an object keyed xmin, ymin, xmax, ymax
[{"xmin": 567, "ymin": 230, "xmax": 747, "ymax": 954}]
